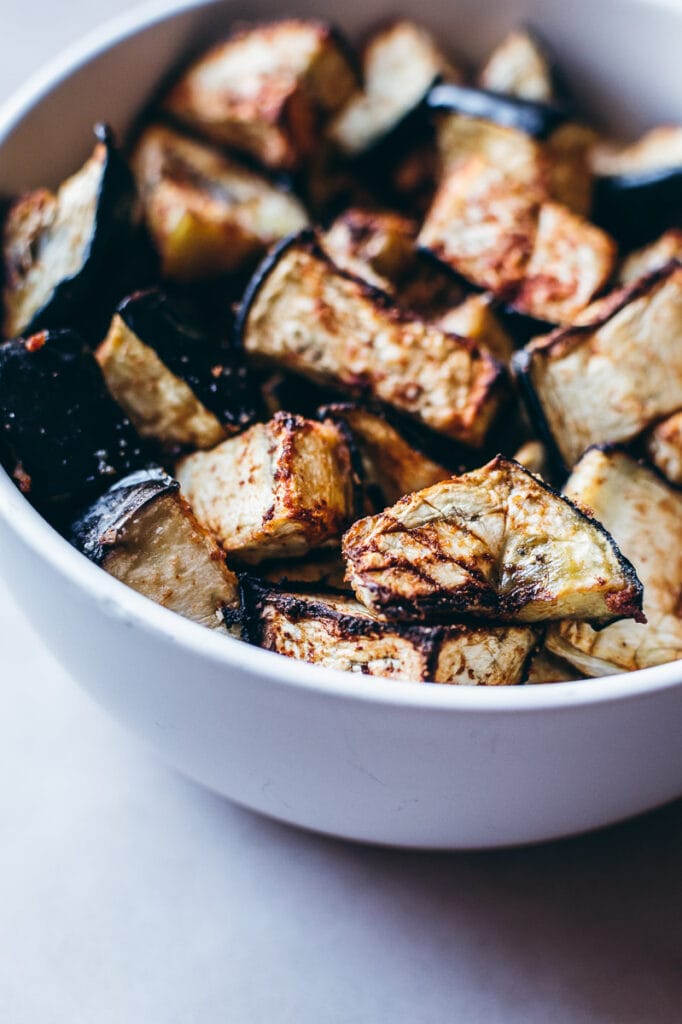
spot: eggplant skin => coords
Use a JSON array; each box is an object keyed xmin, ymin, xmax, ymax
[
  {"xmin": 2, "ymin": 124, "xmax": 136, "ymax": 339},
  {"xmin": 239, "ymin": 578, "xmax": 539, "ymax": 685},
  {"xmin": 0, "ymin": 329, "xmax": 144, "ymax": 505},
  {"xmin": 342, "ymin": 454, "xmax": 644, "ymax": 626},
  {"xmin": 71, "ymin": 467, "xmax": 241, "ymax": 632},
  {"xmin": 426, "ymin": 82, "xmax": 566, "ymax": 141},
  {"xmin": 235, "ymin": 230, "xmax": 506, "ymax": 447},
  {"xmin": 96, "ymin": 288, "xmax": 260, "ymax": 449},
  {"xmin": 546, "ymin": 446, "xmax": 682, "ymax": 674},
  {"xmin": 513, "ymin": 263, "xmax": 682, "ymax": 469}
]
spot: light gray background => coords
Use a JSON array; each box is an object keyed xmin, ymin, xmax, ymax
[{"xmin": 1, "ymin": 3, "xmax": 681, "ymax": 1021}]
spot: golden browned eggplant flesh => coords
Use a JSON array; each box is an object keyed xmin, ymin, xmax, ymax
[{"xmin": 3, "ymin": 16, "xmax": 682, "ymax": 686}]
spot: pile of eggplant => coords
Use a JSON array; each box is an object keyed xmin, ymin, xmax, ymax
[{"xmin": 2, "ymin": 18, "xmax": 682, "ymax": 685}]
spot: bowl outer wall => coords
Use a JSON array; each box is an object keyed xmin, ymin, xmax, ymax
[{"xmin": 0, "ymin": 0, "xmax": 681, "ymax": 847}]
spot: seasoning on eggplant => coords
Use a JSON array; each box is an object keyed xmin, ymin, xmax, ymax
[
  {"xmin": 235, "ymin": 231, "xmax": 506, "ymax": 447},
  {"xmin": 0, "ymin": 329, "xmax": 144, "ymax": 504},
  {"xmin": 342, "ymin": 454, "xmax": 643, "ymax": 625},
  {"xmin": 240, "ymin": 578, "xmax": 539, "ymax": 684},
  {"xmin": 131, "ymin": 124, "xmax": 308, "ymax": 281},
  {"xmin": 2, "ymin": 124, "xmax": 136, "ymax": 339},
  {"xmin": 329, "ymin": 20, "xmax": 460, "ymax": 158},
  {"xmin": 546, "ymin": 447, "xmax": 682, "ymax": 674},
  {"xmin": 162, "ymin": 20, "xmax": 358, "ymax": 171},
  {"xmin": 592, "ymin": 126, "xmax": 682, "ymax": 248},
  {"xmin": 318, "ymin": 402, "xmax": 452, "ymax": 511},
  {"xmin": 644, "ymin": 411, "xmax": 682, "ymax": 485},
  {"xmin": 513, "ymin": 263, "xmax": 682, "ymax": 468},
  {"xmin": 71, "ymin": 468, "xmax": 240, "ymax": 632},
  {"xmin": 96, "ymin": 288, "xmax": 259, "ymax": 451},
  {"xmin": 477, "ymin": 28, "xmax": 555, "ymax": 103},
  {"xmin": 616, "ymin": 229, "xmax": 682, "ymax": 285},
  {"xmin": 175, "ymin": 412, "xmax": 361, "ymax": 564}
]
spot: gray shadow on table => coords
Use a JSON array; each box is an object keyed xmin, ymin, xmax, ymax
[{"xmin": 186, "ymin": 783, "xmax": 682, "ymax": 1024}]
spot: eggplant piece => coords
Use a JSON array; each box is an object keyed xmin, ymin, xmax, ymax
[
  {"xmin": 592, "ymin": 127, "xmax": 682, "ymax": 248},
  {"xmin": 546, "ymin": 447, "xmax": 682, "ymax": 674},
  {"xmin": 513, "ymin": 264, "xmax": 682, "ymax": 468},
  {"xmin": 96, "ymin": 289, "xmax": 259, "ymax": 451},
  {"xmin": 131, "ymin": 124, "xmax": 308, "ymax": 281},
  {"xmin": 644, "ymin": 411, "xmax": 682, "ymax": 486},
  {"xmin": 328, "ymin": 20, "xmax": 460, "ymax": 158},
  {"xmin": 0, "ymin": 329, "xmax": 144, "ymax": 505},
  {"xmin": 322, "ymin": 208, "xmax": 418, "ymax": 292},
  {"xmin": 342, "ymin": 454, "xmax": 643, "ymax": 625},
  {"xmin": 544, "ymin": 122, "xmax": 598, "ymax": 217},
  {"xmin": 71, "ymin": 468, "xmax": 240, "ymax": 632},
  {"xmin": 235, "ymin": 232, "xmax": 506, "ymax": 447},
  {"xmin": 427, "ymin": 82, "xmax": 566, "ymax": 141},
  {"xmin": 435, "ymin": 294, "xmax": 514, "ymax": 363},
  {"xmin": 2, "ymin": 124, "xmax": 136, "ymax": 339},
  {"xmin": 318, "ymin": 402, "xmax": 452, "ymax": 510},
  {"xmin": 258, "ymin": 551, "xmax": 349, "ymax": 591},
  {"xmin": 477, "ymin": 28, "xmax": 555, "ymax": 103},
  {"xmin": 512, "ymin": 439, "xmax": 549, "ymax": 479},
  {"xmin": 240, "ymin": 579, "xmax": 539, "ymax": 685},
  {"xmin": 175, "ymin": 412, "xmax": 361, "ymax": 564},
  {"xmin": 512, "ymin": 201, "xmax": 615, "ymax": 324},
  {"xmin": 616, "ymin": 229, "xmax": 682, "ymax": 285},
  {"xmin": 162, "ymin": 20, "xmax": 358, "ymax": 171},
  {"xmin": 524, "ymin": 648, "xmax": 583, "ymax": 684}
]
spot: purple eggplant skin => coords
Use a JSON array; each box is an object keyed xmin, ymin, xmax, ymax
[
  {"xmin": 0, "ymin": 328, "xmax": 146, "ymax": 506},
  {"xmin": 426, "ymin": 82, "xmax": 568, "ymax": 140},
  {"xmin": 70, "ymin": 467, "xmax": 177, "ymax": 565},
  {"xmin": 116, "ymin": 288, "xmax": 262, "ymax": 433},
  {"xmin": 2, "ymin": 123, "xmax": 138, "ymax": 339},
  {"xmin": 594, "ymin": 168, "xmax": 682, "ymax": 251}
]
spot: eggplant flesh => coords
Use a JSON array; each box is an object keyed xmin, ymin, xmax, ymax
[
  {"xmin": 96, "ymin": 289, "xmax": 259, "ymax": 450},
  {"xmin": 235, "ymin": 232, "xmax": 506, "ymax": 447},
  {"xmin": 477, "ymin": 29, "xmax": 555, "ymax": 104},
  {"xmin": 0, "ymin": 329, "xmax": 144, "ymax": 505},
  {"xmin": 2, "ymin": 124, "xmax": 136, "ymax": 339},
  {"xmin": 175, "ymin": 412, "xmax": 360, "ymax": 564},
  {"xmin": 427, "ymin": 82, "xmax": 567, "ymax": 140},
  {"xmin": 71, "ymin": 468, "xmax": 240, "ymax": 632},
  {"xmin": 513, "ymin": 264, "xmax": 682, "ymax": 469},
  {"xmin": 240, "ymin": 579, "xmax": 539, "ymax": 685},
  {"xmin": 342, "ymin": 454, "xmax": 643, "ymax": 625},
  {"xmin": 546, "ymin": 447, "xmax": 682, "ymax": 674}
]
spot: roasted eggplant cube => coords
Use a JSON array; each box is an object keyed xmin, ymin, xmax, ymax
[
  {"xmin": 162, "ymin": 20, "xmax": 357, "ymax": 171},
  {"xmin": 2, "ymin": 124, "xmax": 136, "ymax": 339},
  {"xmin": 513, "ymin": 264, "xmax": 682, "ymax": 468},
  {"xmin": 318, "ymin": 402, "xmax": 452, "ymax": 509},
  {"xmin": 96, "ymin": 289, "xmax": 258, "ymax": 451},
  {"xmin": 524, "ymin": 648, "xmax": 583, "ymax": 684},
  {"xmin": 322, "ymin": 208, "xmax": 418, "ymax": 292},
  {"xmin": 131, "ymin": 124, "xmax": 308, "ymax": 281},
  {"xmin": 645, "ymin": 411, "xmax": 682, "ymax": 486},
  {"xmin": 241, "ymin": 580, "xmax": 539, "ymax": 685},
  {"xmin": 435, "ymin": 294, "xmax": 514, "ymax": 363},
  {"xmin": 617, "ymin": 229, "xmax": 682, "ymax": 285},
  {"xmin": 0, "ymin": 329, "xmax": 144, "ymax": 504},
  {"xmin": 419, "ymin": 118, "xmax": 547, "ymax": 293},
  {"xmin": 477, "ymin": 28, "xmax": 555, "ymax": 103},
  {"xmin": 236, "ymin": 233, "xmax": 505, "ymax": 447},
  {"xmin": 592, "ymin": 127, "xmax": 682, "ymax": 248},
  {"xmin": 71, "ymin": 468, "xmax": 240, "ymax": 632},
  {"xmin": 175, "ymin": 412, "xmax": 360, "ymax": 564},
  {"xmin": 342, "ymin": 454, "xmax": 643, "ymax": 625},
  {"xmin": 546, "ymin": 447, "xmax": 682, "ymax": 674},
  {"xmin": 512, "ymin": 201, "xmax": 615, "ymax": 324},
  {"xmin": 329, "ymin": 20, "xmax": 459, "ymax": 158}
]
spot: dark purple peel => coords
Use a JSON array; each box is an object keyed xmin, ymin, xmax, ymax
[{"xmin": 426, "ymin": 82, "xmax": 568, "ymax": 140}]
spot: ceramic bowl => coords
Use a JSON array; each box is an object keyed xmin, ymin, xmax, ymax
[{"xmin": 1, "ymin": 0, "xmax": 681, "ymax": 848}]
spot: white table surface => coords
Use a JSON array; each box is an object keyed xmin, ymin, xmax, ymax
[{"xmin": 1, "ymin": 3, "xmax": 681, "ymax": 1021}]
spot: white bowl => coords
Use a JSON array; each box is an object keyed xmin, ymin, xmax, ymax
[{"xmin": 1, "ymin": 0, "xmax": 681, "ymax": 849}]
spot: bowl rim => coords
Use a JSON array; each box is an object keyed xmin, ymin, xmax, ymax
[{"xmin": 1, "ymin": 0, "xmax": 681, "ymax": 714}]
